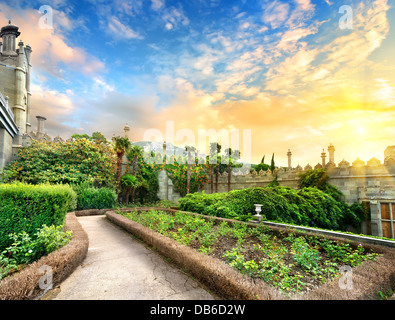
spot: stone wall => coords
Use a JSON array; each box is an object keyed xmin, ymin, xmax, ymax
[
  {"xmin": 157, "ymin": 170, "xmax": 181, "ymax": 203},
  {"xmin": 155, "ymin": 147, "xmax": 395, "ymax": 207},
  {"xmin": 201, "ymin": 161, "xmax": 395, "ymax": 205},
  {"xmin": 0, "ymin": 128, "xmax": 13, "ymax": 170}
]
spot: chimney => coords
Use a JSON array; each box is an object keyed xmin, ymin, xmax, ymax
[{"xmin": 36, "ymin": 115, "xmax": 47, "ymax": 138}]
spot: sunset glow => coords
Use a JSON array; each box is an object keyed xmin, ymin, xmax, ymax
[{"xmin": 0, "ymin": 0, "xmax": 394, "ymax": 167}]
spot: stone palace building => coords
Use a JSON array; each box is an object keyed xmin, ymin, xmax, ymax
[{"xmin": 0, "ymin": 20, "xmax": 52, "ymax": 170}]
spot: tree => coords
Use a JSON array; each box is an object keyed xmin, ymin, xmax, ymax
[
  {"xmin": 1, "ymin": 139, "xmax": 117, "ymax": 188},
  {"xmin": 126, "ymin": 145, "xmax": 144, "ymax": 201},
  {"xmin": 208, "ymin": 142, "xmax": 218, "ymax": 194},
  {"xmin": 71, "ymin": 133, "xmax": 90, "ymax": 140},
  {"xmin": 71, "ymin": 132, "xmax": 108, "ymax": 144},
  {"xmin": 212, "ymin": 143, "xmax": 222, "ymax": 193},
  {"xmin": 164, "ymin": 155, "xmax": 209, "ymax": 197},
  {"xmin": 112, "ymin": 136, "xmax": 131, "ymax": 198},
  {"xmin": 185, "ymin": 146, "xmax": 196, "ymax": 195},
  {"xmin": 270, "ymin": 153, "xmax": 275, "ymax": 172},
  {"xmin": 251, "ymin": 163, "xmax": 270, "ymax": 173},
  {"xmin": 121, "ymin": 174, "xmax": 142, "ymax": 205},
  {"xmin": 91, "ymin": 132, "xmax": 108, "ymax": 144},
  {"xmin": 223, "ymin": 148, "xmax": 241, "ymax": 192},
  {"xmin": 127, "ymin": 145, "xmax": 144, "ymax": 176}
]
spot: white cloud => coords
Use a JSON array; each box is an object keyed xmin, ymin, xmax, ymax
[
  {"xmin": 262, "ymin": 1, "xmax": 290, "ymax": 29},
  {"xmin": 151, "ymin": 0, "xmax": 165, "ymax": 11},
  {"xmin": 107, "ymin": 16, "xmax": 142, "ymax": 40},
  {"xmin": 162, "ymin": 6, "xmax": 189, "ymax": 31}
]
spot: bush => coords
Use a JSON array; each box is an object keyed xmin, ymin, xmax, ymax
[
  {"xmin": 0, "ymin": 225, "xmax": 72, "ymax": 279},
  {"xmin": 72, "ymin": 183, "xmax": 117, "ymax": 210},
  {"xmin": 1, "ymin": 139, "xmax": 117, "ymax": 188},
  {"xmin": 0, "ymin": 183, "xmax": 76, "ymax": 251},
  {"xmin": 179, "ymin": 186, "xmax": 360, "ymax": 231}
]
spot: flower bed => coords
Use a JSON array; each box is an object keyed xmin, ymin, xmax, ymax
[{"xmin": 119, "ymin": 209, "xmax": 381, "ymax": 296}]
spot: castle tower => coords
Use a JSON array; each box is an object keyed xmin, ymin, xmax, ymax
[
  {"xmin": 287, "ymin": 149, "xmax": 292, "ymax": 169},
  {"xmin": 328, "ymin": 143, "xmax": 335, "ymax": 164},
  {"xmin": 0, "ymin": 20, "xmax": 20, "ymax": 54},
  {"xmin": 124, "ymin": 124, "xmax": 130, "ymax": 139},
  {"xmin": 0, "ymin": 20, "xmax": 33, "ymax": 169},
  {"xmin": 0, "ymin": 20, "xmax": 32, "ymax": 145}
]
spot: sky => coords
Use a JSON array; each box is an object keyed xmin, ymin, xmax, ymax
[{"xmin": 0, "ymin": 0, "xmax": 394, "ymax": 167}]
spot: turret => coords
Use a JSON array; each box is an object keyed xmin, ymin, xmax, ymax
[
  {"xmin": 0, "ymin": 20, "xmax": 20, "ymax": 55},
  {"xmin": 328, "ymin": 143, "xmax": 335, "ymax": 164},
  {"xmin": 124, "ymin": 124, "xmax": 130, "ymax": 139},
  {"xmin": 287, "ymin": 149, "xmax": 292, "ymax": 169},
  {"xmin": 321, "ymin": 149, "xmax": 326, "ymax": 167}
]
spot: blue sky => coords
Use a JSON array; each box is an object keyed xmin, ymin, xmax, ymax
[{"xmin": 1, "ymin": 0, "xmax": 394, "ymax": 166}]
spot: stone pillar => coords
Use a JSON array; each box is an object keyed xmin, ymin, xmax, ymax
[
  {"xmin": 287, "ymin": 149, "xmax": 292, "ymax": 169},
  {"xmin": 321, "ymin": 149, "xmax": 326, "ymax": 167},
  {"xmin": 328, "ymin": 143, "xmax": 335, "ymax": 164},
  {"xmin": 25, "ymin": 44, "xmax": 32, "ymax": 133},
  {"xmin": 36, "ymin": 115, "xmax": 46, "ymax": 139},
  {"xmin": 370, "ymin": 200, "xmax": 382, "ymax": 237},
  {"xmin": 163, "ymin": 141, "xmax": 168, "ymax": 199},
  {"xmin": 13, "ymin": 43, "xmax": 27, "ymax": 146}
]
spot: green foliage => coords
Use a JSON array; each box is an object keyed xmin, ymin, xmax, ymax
[
  {"xmin": 299, "ymin": 168, "xmax": 329, "ymax": 190},
  {"xmin": 72, "ymin": 183, "xmax": 116, "ymax": 210},
  {"xmin": 0, "ymin": 183, "xmax": 76, "ymax": 251},
  {"xmin": 0, "ymin": 225, "xmax": 72, "ymax": 279},
  {"xmin": 165, "ymin": 159, "xmax": 209, "ymax": 197},
  {"xmin": 1, "ymin": 139, "xmax": 117, "ymax": 188},
  {"xmin": 251, "ymin": 163, "xmax": 270, "ymax": 173},
  {"xmin": 291, "ymin": 237, "xmax": 320, "ymax": 271},
  {"xmin": 179, "ymin": 186, "xmax": 360, "ymax": 231},
  {"xmin": 270, "ymin": 153, "xmax": 275, "ymax": 172},
  {"xmin": 122, "ymin": 209, "xmax": 380, "ymax": 295},
  {"xmin": 134, "ymin": 158, "xmax": 160, "ymax": 204}
]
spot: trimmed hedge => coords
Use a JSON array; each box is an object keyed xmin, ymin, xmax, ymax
[
  {"xmin": 179, "ymin": 187, "xmax": 360, "ymax": 231},
  {"xmin": 72, "ymin": 184, "xmax": 117, "ymax": 210},
  {"xmin": 0, "ymin": 183, "xmax": 77, "ymax": 251}
]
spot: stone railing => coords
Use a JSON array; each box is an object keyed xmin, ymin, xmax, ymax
[{"xmin": 0, "ymin": 91, "xmax": 14, "ymax": 120}]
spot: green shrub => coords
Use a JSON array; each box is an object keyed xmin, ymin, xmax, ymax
[
  {"xmin": 72, "ymin": 183, "xmax": 117, "ymax": 210},
  {"xmin": 1, "ymin": 139, "xmax": 117, "ymax": 188},
  {"xmin": 0, "ymin": 224, "xmax": 72, "ymax": 279},
  {"xmin": 0, "ymin": 183, "xmax": 76, "ymax": 251},
  {"xmin": 179, "ymin": 186, "xmax": 360, "ymax": 231}
]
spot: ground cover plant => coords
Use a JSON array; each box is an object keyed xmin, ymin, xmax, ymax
[
  {"xmin": 0, "ymin": 224, "xmax": 72, "ymax": 280},
  {"xmin": 120, "ymin": 209, "xmax": 380, "ymax": 296}
]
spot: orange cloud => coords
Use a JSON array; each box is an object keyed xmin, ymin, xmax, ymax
[{"xmin": 0, "ymin": 4, "xmax": 105, "ymax": 77}]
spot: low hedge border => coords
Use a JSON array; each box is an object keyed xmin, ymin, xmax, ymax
[
  {"xmin": 0, "ymin": 212, "xmax": 89, "ymax": 300},
  {"xmin": 0, "ymin": 207, "xmax": 158, "ymax": 300},
  {"xmin": 108, "ymin": 208, "xmax": 395, "ymax": 300},
  {"xmin": 106, "ymin": 210, "xmax": 283, "ymax": 300}
]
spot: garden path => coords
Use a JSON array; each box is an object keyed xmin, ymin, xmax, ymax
[{"xmin": 49, "ymin": 215, "xmax": 216, "ymax": 300}]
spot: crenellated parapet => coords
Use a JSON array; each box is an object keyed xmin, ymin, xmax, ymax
[{"xmin": 204, "ymin": 145, "xmax": 395, "ymax": 204}]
